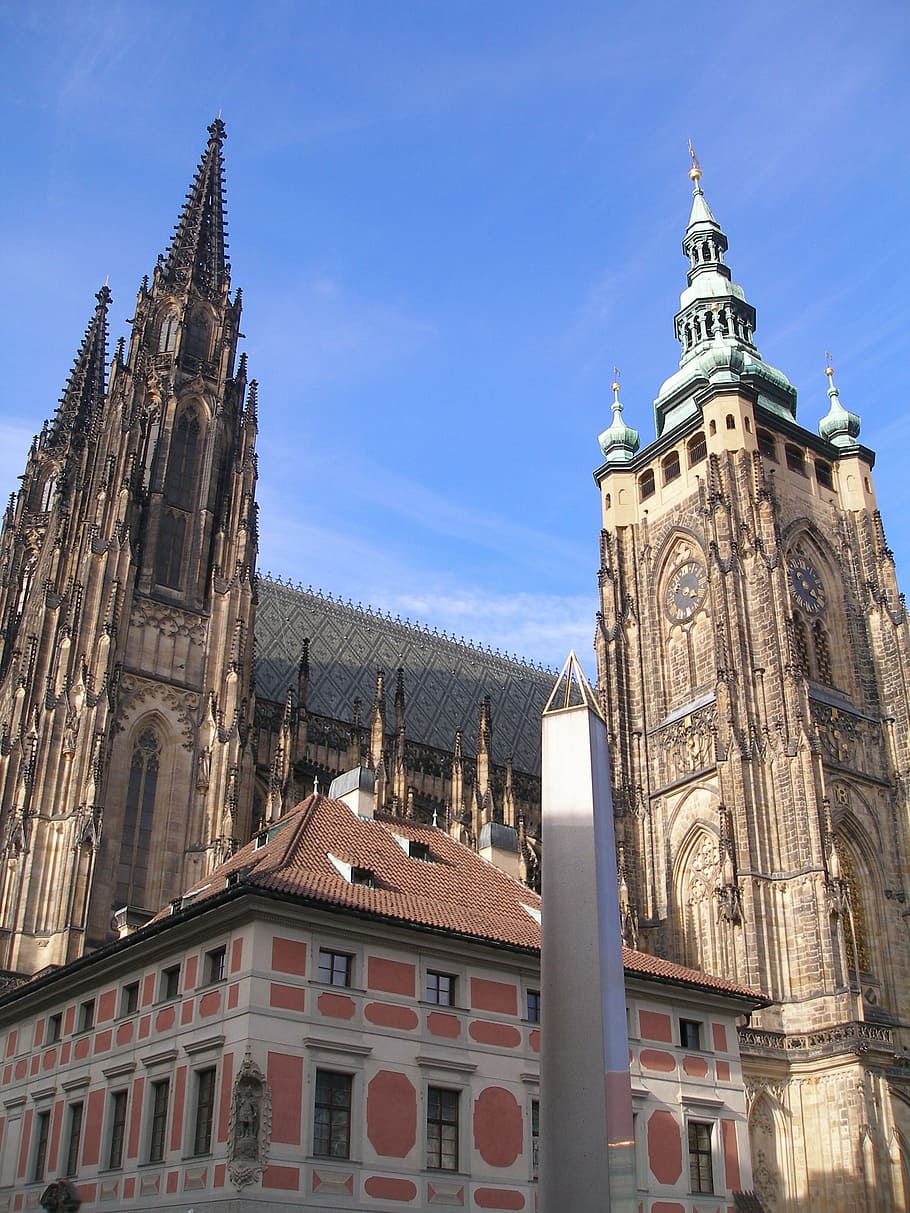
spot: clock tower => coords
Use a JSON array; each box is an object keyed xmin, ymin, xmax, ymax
[{"xmin": 595, "ymin": 157, "xmax": 910, "ymax": 1210}]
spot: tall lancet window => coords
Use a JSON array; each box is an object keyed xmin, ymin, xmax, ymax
[
  {"xmin": 164, "ymin": 408, "xmax": 200, "ymax": 511},
  {"xmin": 158, "ymin": 310, "xmax": 179, "ymax": 354},
  {"xmin": 156, "ymin": 511, "xmax": 186, "ymax": 590},
  {"xmin": 14, "ymin": 557, "xmax": 37, "ymax": 617},
  {"xmin": 117, "ymin": 727, "xmax": 161, "ymax": 910},
  {"xmin": 183, "ymin": 310, "xmax": 210, "ymax": 362}
]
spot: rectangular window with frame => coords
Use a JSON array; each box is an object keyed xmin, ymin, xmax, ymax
[
  {"xmin": 108, "ymin": 1089, "xmax": 128, "ymax": 1169},
  {"xmin": 64, "ymin": 1101, "xmax": 84, "ymax": 1177},
  {"xmin": 78, "ymin": 999, "xmax": 95, "ymax": 1033},
  {"xmin": 160, "ymin": 965, "xmax": 180, "ymax": 1001},
  {"xmin": 426, "ymin": 971, "xmax": 456, "ymax": 1006},
  {"xmin": 688, "ymin": 1120, "xmax": 714, "ymax": 1194},
  {"xmin": 192, "ymin": 1067, "xmax": 217, "ymax": 1156},
  {"xmin": 149, "ymin": 1078, "xmax": 170, "ymax": 1162},
  {"xmin": 120, "ymin": 982, "xmax": 140, "ymax": 1017},
  {"xmin": 313, "ymin": 1070, "xmax": 352, "ymax": 1159},
  {"xmin": 32, "ymin": 1109, "xmax": 50, "ymax": 1182},
  {"xmin": 46, "ymin": 1013, "xmax": 62, "ymax": 1045},
  {"xmin": 318, "ymin": 949, "xmax": 352, "ymax": 987},
  {"xmin": 531, "ymin": 1098, "xmax": 539, "ymax": 1179},
  {"xmin": 204, "ymin": 946, "xmax": 226, "ymax": 985},
  {"xmin": 679, "ymin": 1018, "xmax": 702, "ymax": 1050},
  {"xmin": 526, "ymin": 989, "xmax": 540, "ymax": 1023},
  {"xmin": 427, "ymin": 1086, "xmax": 459, "ymax": 1171}
]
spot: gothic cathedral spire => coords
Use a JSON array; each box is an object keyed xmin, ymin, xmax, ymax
[
  {"xmin": 0, "ymin": 121, "xmax": 258, "ymax": 974},
  {"xmin": 160, "ymin": 117, "xmax": 230, "ymax": 300}
]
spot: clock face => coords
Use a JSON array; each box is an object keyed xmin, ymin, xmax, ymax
[
  {"xmin": 788, "ymin": 555, "xmax": 827, "ymax": 615},
  {"xmin": 665, "ymin": 560, "xmax": 707, "ymax": 623}
]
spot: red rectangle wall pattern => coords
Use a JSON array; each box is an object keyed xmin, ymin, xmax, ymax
[
  {"xmin": 271, "ymin": 936, "xmax": 307, "ymax": 976},
  {"xmin": 267, "ymin": 1053, "xmax": 302, "ymax": 1145},
  {"xmin": 469, "ymin": 978, "xmax": 517, "ymax": 1015},
  {"xmin": 48, "ymin": 1101, "xmax": 63, "ymax": 1173},
  {"xmin": 82, "ymin": 1089, "xmax": 106, "ymax": 1167},
  {"xmin": 170, "ymin": 1066, "xmax": 187, "ymax": 1153},
  {"xmin": 722, "ymin": 1119, "xmax": 741, "ymax": 1189},
  {"xmin": 15, "ymin": 1108, "xmax": 32, "ymax": 1179},
  {"xmin": 185, "ymin": 953, "xmax": 198, "ymax": 990},
  {"xmin": 639, "ymin": 1010, "xmax": 673, "ymax": 1043},
  {"xmin": 367, "ymin": 956, "xmax": 416, "ymax": 997},
  {"xmin": 230, "ymin": 937, "xmax": 243, "ymax": 975},
  {"xmin": 97, "ymin": 989, "xmax": 117, "ymax": 1023},
  {"xmin": 126, "ymin": 1077, "xmax": 145, "ymax": 1160},
  {"xmin": 217, "ymin": 1054, "xmax": 234, "ymax": 1144}
]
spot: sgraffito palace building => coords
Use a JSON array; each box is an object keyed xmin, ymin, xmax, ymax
[{"xmin": 0, "ymin": 123, "xmax": 908, "ymax": 1209}]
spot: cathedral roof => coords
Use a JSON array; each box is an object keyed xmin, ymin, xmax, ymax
[
  {"xmin": 254, "ymin": 577, "xmax": 555, "ymax": 772},
  {"xmin": 158, "ymin": 793, "xmax": 766, "ymax": 1003}
]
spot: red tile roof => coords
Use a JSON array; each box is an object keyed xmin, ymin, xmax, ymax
[{"xmin": 165, "ymin": 794, "xmax": 764, "ymax": 1004}]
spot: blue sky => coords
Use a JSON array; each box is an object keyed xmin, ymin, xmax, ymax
[{"xmin": 1, "ymin": 1, "xmax": 909, "ymax": 671}]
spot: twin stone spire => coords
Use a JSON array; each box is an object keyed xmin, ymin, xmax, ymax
[
  {"xmin": 49, "ymin": 118, "xmax": 233, "ymax": 445},
  {"xmin": 53, "ymin": 128, "xmax": 861, "ymax": 470},
  {"xmin": 599, "ymin": 153, "xmax": 862, "ymax": 463}
]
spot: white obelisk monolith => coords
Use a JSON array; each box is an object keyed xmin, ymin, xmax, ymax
[{"xmin": 539, "ymin": 652, "xmax": 635, "ymax": 1211}]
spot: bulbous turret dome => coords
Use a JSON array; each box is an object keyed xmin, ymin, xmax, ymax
[
  {"xmin": 598, "ymin": 378, "xmax": 640, "ymax": 464},
  {"xmin": 818, "ymin": 360, "xmax": 861, "ymax": 448}
]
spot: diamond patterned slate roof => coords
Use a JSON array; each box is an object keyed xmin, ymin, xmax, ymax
[
  {"xmin": 161, "ymin": 794, "xmax": 766, "ymax": 1003},
  {"xmin": 254, "ymin": 577, "xmax": 556, "ymax": 772}
]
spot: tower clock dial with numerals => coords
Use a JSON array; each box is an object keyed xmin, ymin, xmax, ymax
[
  {"xmin": 787, "ymin": 555, "xmax": 827, "ymax": 615},
  {"xmin": 664, "ymin": 560, "xmax": 707, "ymax": 623}
]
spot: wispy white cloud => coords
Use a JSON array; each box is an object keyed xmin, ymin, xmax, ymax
[
  {"xmin": 249, "ymin": 276, "xmax": 435, "ymax": 390},
  {"xmin": 255, "ymin": 492, "xmax": 596, "ymax": 670},
  {"xmin": 258, "ymin": 437, "xmax": 592, "ymax": 580}
]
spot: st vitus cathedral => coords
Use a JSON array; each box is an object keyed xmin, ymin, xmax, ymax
[
  {"xmin": 0, "ymin": 122, "xmax": 548, "ymax": 976},
  {"xmin": 595, "ymin": 153, "xmax": 910, "ymax": 1208},
  {"xmin": 1, "ymin": 121, "xmax": 909, "ymax": 1211}
]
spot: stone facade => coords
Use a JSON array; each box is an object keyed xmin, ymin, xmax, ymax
[
  {"xmin": 0, "ymin": 123, "xmax": 257, "ymax": 973},
  {"xmin": 594, "ymin": 163, "xmax": 910, "ymax": 1210}
]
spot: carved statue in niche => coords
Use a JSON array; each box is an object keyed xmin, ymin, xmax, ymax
[{"xmin": 228, "ymin": 1053, "xmax": 271, "ymax": 1187}]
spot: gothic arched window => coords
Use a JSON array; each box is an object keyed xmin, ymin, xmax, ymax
[
  {"xmin": 813, "ymin": 620, "xmax": 833, "ymax": 685},
  {"xmin": 687, "ymin": 432, "xmax": 707, "ymax": 466},
  {"xmin": 14, "ymin": 556, "xmax": 37, "ymax": 617},
  {"xmin": 158, "ymin": 310, "xmax": 179, "ymax": 354},
  {"xmin": 183, "ymin": 310, "xmax": 210, "ymax": 361},
  {"xmin": 38, "ymin": 473, "xmax": 57, "ymax": 512},
  {"xmin": 164, "ymin": 409, "xmax": 200, "ymax": 511},
  {"xmin": 117, "ymin": 727, "xmax": 161, "ymax": 909},
  {"xmin": 791, "ymin": 613, "xmax": 810, "ymax": 678},
  {"xmin": 675, "ymin": 826, "xmax": 724, "ymax": 975},
  {"xmin": 156, "ymin": 511, "xmax": 186, "ymax": 590}
]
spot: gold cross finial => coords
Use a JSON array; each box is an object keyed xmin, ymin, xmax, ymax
[
  {"xmin": 688, "ymin": 139, "xmax": 702, "ymax": 182},
  {"xmin": 611, "ymin": 367, "xmax": 622, "ymax": 397},
  {"xmin": 825, "ymin": 350, "xmax": 835, "ymax": 379}
]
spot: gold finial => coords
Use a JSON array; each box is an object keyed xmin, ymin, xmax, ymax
[
  {"xmin": 611, "ymin": 367, "xmax": 622, "ymax": 400},
  {"xmin": 688, "ymin": 138, "xmax": 702, "ymax": 183},
  {"xmin": 824, "ymin": 350, "xmax": 835, "ymax": 379}
]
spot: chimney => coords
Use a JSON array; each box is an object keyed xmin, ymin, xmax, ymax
[{"xmin": 328, "ymin": 766, "xmax": 376, "ymax": 819}]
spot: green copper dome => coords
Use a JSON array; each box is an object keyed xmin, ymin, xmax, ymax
[
  {"xmin": 598, "ymin": 381, "xmax": 640, "ymax": 464},
  {"xmin": 818, "ymin": 365, "xmax": 861, "ymax": 448}
]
